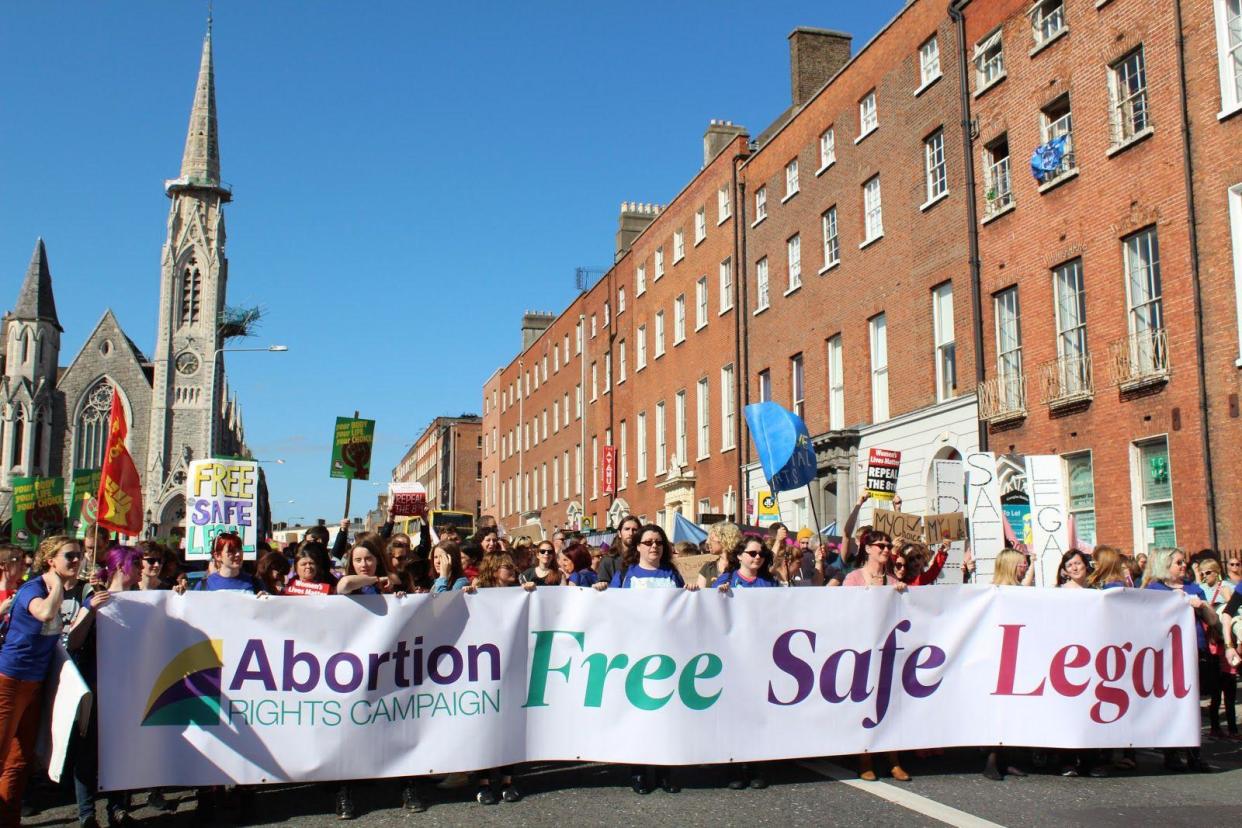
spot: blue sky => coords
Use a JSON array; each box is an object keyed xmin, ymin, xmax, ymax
[{"xmin": 1, "ymin": 1, "xmax": 904, "ymax": 525}]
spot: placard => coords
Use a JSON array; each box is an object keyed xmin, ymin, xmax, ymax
[
  {"xmin": 965, "ymin": 452, "xmax": 1004, "ymax": 581},
  {"xmin": 184, "ymin": 459, "xmax": 260, "ymax": 561},
  {"xmin": 331, "ymin": 417, "xmax": 375, "ymax": 481},
  {"xmin": 871, "ymin": 508, "xmax": 923, "ymax": 540},
  {"xmin": 1025, "ymin": 455, "xmax": 1069, "ymax": 587},
  {"xmin": 284, "ymin": 580, "xmax": 332, "ymax": 596},
  {"xmin": 865, "ymin": 448, "xmax": 901, "ymax": 500},
  {"xmin": 930, "ymin": 459, "xmax": 966, "ymax": 582},
  {"xmin": 67, "ymin": 468, "xmax": 101, "ymax": 538},
  {"xmin": 11, "ymin": 476, "xmax": 66, "ymax": 550},
  {"xmin": 388, "ymin": 482, "xmax": 427, "ymax": 518},
  {"xmin": 923, "ymin": 512, "xmax": 967, "ymax": 543},
  {"xmin": 756, "ymin": 490, "xmax": 780, "ymax": 525}
]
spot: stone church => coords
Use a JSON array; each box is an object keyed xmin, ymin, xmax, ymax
[{"xmin": 0, "ymin": 27, "xmax": 248, "ymax": 537}]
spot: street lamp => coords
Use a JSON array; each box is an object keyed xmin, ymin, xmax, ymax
[{"xmin": 210, "ymin": 345, "xmax": 289, "ymax": 457}]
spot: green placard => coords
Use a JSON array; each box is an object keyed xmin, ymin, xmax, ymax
[
  {"xmin": 68, "ymin": 468, "xmax": 101, "ymax": 538},
  {"xmin": 330, "ymin": 416, "xmax": 375, "ymax": 481},
  {"xmin": 11, "ymin": 476, "xmax": 66, "ymax": 550}
]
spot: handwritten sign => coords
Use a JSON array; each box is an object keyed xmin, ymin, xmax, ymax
[
  {"xmin": 930, "ymin": 459, "xmax": 966, "ymax": 582},
  {"xmin": 923, "ymin": 512, "xmax": 967, "ymax": 543},
  {"xmin": 388, "ymin": 482, "xmax": 427, "ymax": 518},
  {"xmin": 872, "ymin": 508, "xmax": 923, "ymax": 540},
  {"xmin": 184, "ymin": 459, "xmax": 259, "ymax": 561},
  {"xmin": 1025, "ymin": 455, "xmax": 1068, "ymax": 587},
  {"xmin": 965, "ymin": 452, "xmax": 1004, "ymax": 580},
  {"xmin": 331, "ymin": 417, "xmax": 375, "ymax": 481},
  {"xmin": 865, "ymin": 448, "xmax": 901, "ymax": 500}
]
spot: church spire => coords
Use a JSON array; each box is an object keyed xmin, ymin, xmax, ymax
[
  {"xmin": 168, "ymin": 22, "xmax": 228, "ymax": 200},
  {"xmin": 13, "ymin": 238, "xmax": 62, "ymax": 332}
]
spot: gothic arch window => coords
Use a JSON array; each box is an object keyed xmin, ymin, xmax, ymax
[
  {"xmin": 32, "ymin": 405, "xmax": 45, "ymax": 470},
  {"xmin": 180, "ymin": 255, "xmax": 202, "ymax": 327},
  {"xmin": 75, "ymin": 379, "xmax": 115, "ymax": 470},
  {"xmin": 10, "ymin": 406, "xmax": 26, "ymax": 471},
  {"xmin": 21, "ymin": 330, "xmax": 31, "ymax": 364}
]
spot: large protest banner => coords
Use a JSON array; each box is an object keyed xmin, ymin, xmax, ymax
[
  {"xmin": 97, "ymin": 588, "xmax": 1198, "ymax": 790},
  {"xmin": 184, "ymin": 458, "xmax": 260, "ymax": 561},
  {"xmin": 330, "ymin": 416, "xmax": 375, "ymax": 481},
  {"xmin": 10, "ymin": 476, "xmax": 66, "ymax": 550}
]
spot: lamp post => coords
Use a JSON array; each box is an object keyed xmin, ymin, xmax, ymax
[{"xmin": 209, "ymin": 345, "xmax": 288, "ymax": 458}]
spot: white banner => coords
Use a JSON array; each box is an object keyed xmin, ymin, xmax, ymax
[{"xmin": 98, "ymin": 588, "xmax": 1199, "ymax": 790}]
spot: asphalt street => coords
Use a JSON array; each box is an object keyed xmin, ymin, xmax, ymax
[{"xmin": 23, "ymin": 731, "xmax": 1242, "ymax": 828}]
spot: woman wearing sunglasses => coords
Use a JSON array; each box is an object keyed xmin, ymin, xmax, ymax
[
  {"xmin": 520, "ymin": 542, "xmax": 562, "ymax": 587},
  {"xmin": 713, "ymin": 538, "xmax": 778, "ymax": 590}
]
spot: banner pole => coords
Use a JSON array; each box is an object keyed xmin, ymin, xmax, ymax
[
  {"xmin": 806, "ymin": 481, "xmax": 821, "ymax": 538},
  {"xmin": 342, "ymin": 409, "xmax": 359, "ymax": 521}
]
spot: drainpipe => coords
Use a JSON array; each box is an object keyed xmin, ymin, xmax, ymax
[
  {"xmin": 737, "ymin": 167, "xmax": 752, "ymax": 523},
  {"xmin": 732, "ymin": 150, "xmax": 748, "ymax": 523},
  {"xmin": 949, "ymin": 0, "xmax": 988, "ymax": 453},
  {"xmin": 1172, "ymin": 0, "xmax": 1218, "ymax": 548}
]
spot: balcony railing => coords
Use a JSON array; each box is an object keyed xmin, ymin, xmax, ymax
[
  {"xmin": 984, "ymin": 158, "xmax": 1014, "ymax": 218},
  {"xmin": 1109, "ymin": 328, "xmax": 1170, "ymax": 389},
  {"xmin": 979, "ymin": 373, "xmax": 1027, "ymax": 423},
  {"xmin": 1038, "ymin": 354, "xmax": 1093, "ymax": 408},
  {"xmin": 1040, "ymin": 125, "xmax": 1075, "ymax": 185}
]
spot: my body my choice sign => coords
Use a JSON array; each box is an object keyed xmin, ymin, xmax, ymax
[{"xmin": 184, "ymin": 458, "xmax": 259, "ymax": 560}]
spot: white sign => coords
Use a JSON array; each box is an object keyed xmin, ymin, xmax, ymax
[
  {"xmin": 965, "ymin": 452, "xmax": 1005, "ymax": 581},
  {"xmin": 184, "ymin": 458, "xmax": 260, "ymax": 561},
  {"xmin": 1025, "ymin": 455, "xmax": 1070, "ymax": 587},
  {"xmin": 388, "ymin": 482, "xmax": 427, "ymax": 518},
  {"xmin": 930, "ymin": 460, "xmax": 965, "ymax": 583},
  {"xmin": 97, "ymin": 588, "xmax": 1199, "ymax": 790}
]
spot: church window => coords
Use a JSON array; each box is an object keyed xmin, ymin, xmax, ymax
[
  {"xmin": 10, "ymin": 407, "xmax": 25, "ymax": 470},
  {"xmin": 21, "ymin": 331, "xmax": 31, "ymax": 365},
  {"xmin": 75, "ymin": 379, "xmax": 115, "ymax": 470},
  {"xmin": 32, "ymin": 408, "xmax": 44, "ymax": 469},
  {"xmin": 180, "ymin": 257, "xmax": 202, "ymax": 326}
]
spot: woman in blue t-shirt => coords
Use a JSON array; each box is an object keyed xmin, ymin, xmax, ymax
[
  {"xmin": 175, "ymin": 533, "xmax": 265, "ymax": 594},
  {"xmin": 1144, "ymin": 547, "xmax": 1220, "ymax": 772},
  {"xmin": 0, "ymin": 535, "xmax": 109, "ymax": 826},
  {"xmin": 557, "ymin": 542, "xmax": 598, "ymax": 588},
  {"xmin": 713, "ymin": 538, "xmax": 778, "ymax": 591},
  {"xmin": 593, "ymin": 524, "xmax": 697, "ymax": 794}
]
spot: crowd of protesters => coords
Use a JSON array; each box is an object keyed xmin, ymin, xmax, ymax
[{"xmin": 0, "ymin": 489, "xmax": 1236, "ymax": 824}]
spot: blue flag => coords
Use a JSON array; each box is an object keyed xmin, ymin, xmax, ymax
[
  {"xmin": 672, "ymin": 512, "xmax": 708, "ymax": 544},
  {"xmin": 743, "ymin": 402, "xmax": 817, "ymax": 494},
  {"xmin": 1030, "ymin": 135, "xmax": 1067, "ymax": 183}
]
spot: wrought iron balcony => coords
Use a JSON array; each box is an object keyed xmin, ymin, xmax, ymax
[
  {"xmin": 1038, "ymin": 354, "xmax": 1093, "ymax": 409},
  {"xmin": 978, "ymin": 373, "xmax": 1027, "ymax": 423},
  {"xmin": 1109, "ymin": 328, "xmax": 1170, "ymax": 390}
]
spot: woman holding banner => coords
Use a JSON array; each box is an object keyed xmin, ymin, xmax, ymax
[
  {"xmin": 839, "ymin": 530, "xmax": 910, "ymax": 782},
  {"xmin": 337, "ymin": 537, "xmax": 398, "ymax": 596},
  {"xmin": 1086, "ymin": 546, "xmax": 1129, "ymax": 590},
  {"xmin": 713, "ymin": 538, "xmax": 778, "ymax": 590},
  {"xmin": 1055, "ymin": 550, "xmax": 1092, "ymax": 589},
  {"xmin": 431, "ymin": 542, "xmax": 470, "ymax": 592},
  {"xmin": 696, "ymin": 522, "xmax": 742, "ymax": 589},
  {"xmin": 557, "ymin": 543, "xmax": 597, "ymax": 587}
]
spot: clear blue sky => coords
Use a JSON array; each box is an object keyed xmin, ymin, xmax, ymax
[{"xmin": 1, "ymin": 1, "xmax": 904, "ymax": 525}]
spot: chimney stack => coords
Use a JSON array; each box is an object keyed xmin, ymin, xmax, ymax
[
  {"xmin": 703, "ymin": 119, "xmax": 747, "ymax": 167},
  {"xmin": 615, "ymin": 202, "xmax": 663, "ymax": 261},
  {"xmin": 520, "ymin": 310, "xmax": 556, "ymax": 350},
  {"xmin": 789, "ymin": 27, "xmax": 852, "ymax": 107}
]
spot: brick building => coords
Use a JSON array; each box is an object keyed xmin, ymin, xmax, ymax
[
  {"xmin": 960, "ymin": 0, "xmax": 1242, "ymax": 552},
  {"xmin": 393, "ymin": 415, "xmax": 482, "ymax": 517}
]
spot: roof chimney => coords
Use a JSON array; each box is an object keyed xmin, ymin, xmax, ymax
[
  {"xmin": 703, "ymin": 119, "xmax": 747, "ymax": 167},
  {"xmin": 615, "ymin": 202, "xmax": 663, "ymax": 262},
  {"xmin": 789, "ymin": 27, "xmax": 852, "ymax": 107},
  {"xmin": 520, "ymin": 311, "xmax": 556, "ymax": 350}
]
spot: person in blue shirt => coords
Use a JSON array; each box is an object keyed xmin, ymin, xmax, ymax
[
  {"xmin": 1144, "ymin": 547, "xmax": 1220, "ymax": 773},
  {"xmin": 593, "ymin": 524, "xmax": 697, "ymax": 794},
  {"xmin": 175, "ymin": 533, "xmax": 265, "ymax": 595},
  {"xmin": 430, "ymin": 541, "xmax": 471, "ymax": 592},
  {"xmin": 557, "ymin": 542, "xmax": 597, "ymax": 588},
  {"xmin": 713, "ymin": 538, "xmax": 778, "ymax": 591}
]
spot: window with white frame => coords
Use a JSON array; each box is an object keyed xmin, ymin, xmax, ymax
[
  {"xmin": 695, "ymin": 208, "xmax": 706, "ymax": 244},
  {"xmin": 995, "ymin": 286, "xmax": 1024, "ymax": 407},
  {"xmin": 1232, "ymin": 184, "xmax": 1242, "ymax": 360},
  {"xmin": 924, "ymin": 129, "xmax": 948, "ymax": 203},
  {"xmin": 576, "ymin": 320, "xmax": 582, "ymax": 354},
  {"xmin": 553, "ymin": 344, "xmax": 560, "ymax": 373},
  {"xmin": 1109, "ymin": 47, "xmax": 1150, "ymax": 146},
  {"xmin": 563, "ymin": 451, "xmax": 570, "ymax": 500},
  {"xmin": 591, "ymin": 361, "xmax": 598, "ymax": 401},
  {"xmin": 821, "ymin": 207, "xmax": 840, "ymax": 269},
  {"xmin": 1039, "ymin": 96, "xmax": 1076, "ymax": 181},
  {"xmin": 591, "ymin": 314, "xmax": 597, "ymax": 338},
  {"xmin": 755, "ymin": 257, "xmax": 770, "ymax": 311},
  {"xmin": 933, "ymin": 282, "xmax": 957, "ymax": 401},
  {"xmin": 827, "ymin": 335, "xmax": 845, "ymax": 430},
  {"xmin": 1123, "ymin": 227, "xmax": 1165, "ymax": 367},
  {"xmin": 718, "ymin": 184, "xmax": 731, "ymax": 222},
  {"xmin": 698, "ymin": 498, "xmax": 711, "ymax": 519},
  {"xmin": 696, "ymin": 378, "xmax": 710, "ymax": 459},
  {"xmin": 785, "ymin": 158, "xmax": 799, "ymax": 199},
  {"xmin": 869, "ymin": 314, "xmax": 889, "ymax": 422},
  {"xmin": 576, "ymin": 383, "xmax": 583, "ymax": 418},
  {"xmin": 606, "ymin": 303, "xmax": 613, "ymax": 329},
  {"xmin": 674, "ymin": 294, "xmax": 686, "ymax": 343},
  {"xmin": 655, "ymin": 247, "xmax": 665, "ymax": 279},
  {"xmin": 719, "ymin": 258, "xmax": 733, "ymax": 312},
  {"xmin": 637, "ymin": 263, "xmax": 647, "ymax": 295},
  {"xmin": 1064, "ymin": 451, "xmax": 1096, "ymax": 545},
  {"xmin": 655, "ymin": 402, "xmax": 667, "ymax": 474},
  {"xmin": 604, "ymin": 352, "xmax": 612, "ymax": 391},
  {"xmin": 791, "ymin": 353, "xmax": 805, "ymax": 418},
  {"xmin": 919, "ymin": 35, "xmax": 941, "ymax": 86},
  {"xmin": 1053, "ymin": 258, "xmax": 1090, "ymax": 396},
  {"xmin": 674, "ymin": 391, "xmax": 687, "ymax": 465},
  {"xmin": 618, "ymin": 339, "xmax": 627, "ymax": 382},
  {"xmin": 575, "ymin": 443, "xmax": 583, "ymax": 494},
  {"xmin": 1031, "ymin": 0, "xmax": 1066, "ymax": 48},
  {"xmin": 674, "ymin": 229, "xmax": 685, "ymax": 263},
  {"xmin": 1135, "ymin": 437, "xmax": 1176, "ymax": 553},
  {"xmin": 636, "ymin": 412, "xmax": 647, "ymax": 481},
  {"xmin": 983, "ymin": 134, "xmax": 1014, "ymax": 216},
  {"xmin": 552, "ymin": 456, "xmax": 559, "ymax": 504},
  {"xmin": 637, "ymin": 325, "xmax": 647, "ymax": 369},
  {"xmin": 553, "ymin": 400, "xmax": 560, "ymax": 434},
  {"xmin": 542, "ymin": 409, "xmax": 548, "ymax": 439},
  {"xmin": 591, "ymin": 436, "xmax": 598, "ymax": 499},
  {"xmin": 1216, "ymin": 0, "xmax": 1242, "ymax": 112},
  {"xmin": 618, "ymin": 286, "xmax": 626, "ymax": 314},
  {"xmin": 563, "ymin": 392, "xmax": 569, "ymax": 422},
  {"xmin": 758, "ymin": 368, "xmax": 772, "ymax": 402},
  {"xmin": 695, "ymin": 277, "xmax": 708, "ymax": 330},
  {"xmin": 755, "ymin": 186, "xmax": 768, "ymax": 222},
  {"xmin": 563, "ymin": 334, "xmax": 569, "ymax": 363},
  {"xmin": 655, "ymin": 311, "xmax": 665, "ymax": 356},
  {"xmin": 863, "ymin": 176, "xmax": 883, "ymax": 242},
  {"xmin": 819, "ymin": 127, "xmax": 836, "ymax": 170},
  {"xmin": 619, "ymin": 420, "xmax": 628, "ymax": 489},
  {"xmin": 787, "ymin": 234, "xmax": 802, "ymax": 292},
  {"xmin": 859, "ymin": 90, "xmax": 878, "ymax": 137},
  {"xmin": 974, "ymin": 29, "xmax": 1005, "ymax": 88},
  {"xmin": 721, "ymin": 364, "xmax": 736, "ymax": 449}
]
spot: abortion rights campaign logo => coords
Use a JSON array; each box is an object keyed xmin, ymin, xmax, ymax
[{"xmin": 143, "ymin": 639, "xmax": 225, "ymax": 726}]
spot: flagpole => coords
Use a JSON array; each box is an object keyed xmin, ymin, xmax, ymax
[{"xmin": 806, "ymin": 482, "xmax": 822, "ymax": 539}]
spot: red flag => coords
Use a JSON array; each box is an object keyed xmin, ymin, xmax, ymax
[{"xmin": 95, "ymin": 390, "xmax": 143, "ymax": 536}]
